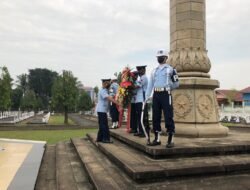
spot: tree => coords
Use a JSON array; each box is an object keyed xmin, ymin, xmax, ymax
[
  {"xmin": 78, "ymin": 90, "xmax": 94, "ymax": 112},
  {"xmin": 28, "ymin": 68, "xmax": 58, "ymax": 109},
  {"xmin": 94, "ymin": 86, "xmax": 99, "ymax": 99},
  {"xmin": 20, "ymin": 89, "xmax": 38, "ymax": 111},
  {"xmin": 11, "ymin": 88, "xmax": 23, "ymax": 110},
  {"xmin": 0, "ymin": 66, "xmax": 12, "ymax": 111},
  {"xmin": 227, "ymin": 89, "xmax": 238, "ymax": 104},
  {"xmin": 16, "ymin": 74, "xmax": 28, "ymax": 95},
  {"xmin": 52, "ymin": 70, "xmax": 78, "ymax": 124}
]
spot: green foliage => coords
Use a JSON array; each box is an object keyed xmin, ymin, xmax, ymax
[
  {"xmin": 16, "ymin": 74, "xmax": 28, "ymax": 95},
  {"xmin": 94, "ymin": 86, "xmax": 99, "ymax": 99},
  {"xmin": 20, "ymin": 89, "xmax": 38, "ymax": 111},
  {"xmin": 52, "ymin": 70, "xmax": 78, "ymax": 124},
  {"xmin": 116, "ymin": 72, "xmax": 122, "ymax": 85},
  {"xmin": 227, "ymin": 89, "xmax": 238, "ymax": 103},
  {"xmin": 48, "ymin": 115, "xmax": 75, "ymax": 125},
  {"xmin": 28, "ymin": 68, "xmax": 58, "ymax": 109},
  {"xmin": 0, "ymin": 129, "xmax": 97, "ymax": 144},
  {"xmin": 11, "ymin": 88, "xmax": 23, "ymax": 110},
  {"xmin": 0, "ymin": 66, "xmax": 12, "ymax": 111},
  {"xmin": 78, "ymin": 90, "xmax": 94, "ymax": 111}
]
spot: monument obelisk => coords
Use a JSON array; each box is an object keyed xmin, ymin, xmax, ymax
[{"xmin": 168, "ymin": 0, "xmax": 228, "ymax": 137}]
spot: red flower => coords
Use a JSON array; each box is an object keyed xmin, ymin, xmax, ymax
[{"xmin": 120, "ymin": 81, "xmax": 132, "ymax": 88}]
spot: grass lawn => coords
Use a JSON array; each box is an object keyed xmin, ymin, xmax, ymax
[
  {"xmin": 49, "ymin": 115, "xmax": 75, "ymax": 125},
  {"xmin": 0, "ymin": 129, "xmax": 97, "ymax": 144},
  {"xmin": 221, "ymin": 122, "xmax": 249, "ymax": 127}
]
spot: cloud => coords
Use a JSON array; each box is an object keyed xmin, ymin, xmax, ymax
[{"xmin": 0, "ymin": 0, "xmax": 249, "ymax": 90}]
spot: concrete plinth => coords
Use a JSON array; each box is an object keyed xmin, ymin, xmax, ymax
[{"xmin": 172, "ymin": 78, "xmax": 229, "ymax": 137}]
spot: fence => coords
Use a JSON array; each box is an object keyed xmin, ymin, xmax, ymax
[
  {"xmin": 0, "ymin": 111, "xmax": 35, "ymax": 124},
  {"xmin": 219, "ymin": 107, "xmax": 250, "ymax": 124}
]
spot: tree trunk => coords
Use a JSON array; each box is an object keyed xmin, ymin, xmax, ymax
[{"xmin": 64, "ymin": 106, "xmax": 68, "ymax": 124}]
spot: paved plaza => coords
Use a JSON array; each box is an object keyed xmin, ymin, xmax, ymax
[{"xmin": 0, "ymin": 139, "xmax": 45, "ymax": 190}]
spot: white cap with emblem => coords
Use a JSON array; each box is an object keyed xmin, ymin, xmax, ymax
[{"xmin": 156, "ymin": 49, "xmax": 168, "ymax": 57}]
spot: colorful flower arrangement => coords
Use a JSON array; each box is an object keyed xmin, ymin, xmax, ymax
[{"xmin": 116, "ymin": 67, "xmax": 137, "ymax": 108}]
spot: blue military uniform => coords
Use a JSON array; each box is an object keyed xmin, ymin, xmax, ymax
[
  {"xmin": 135, "ymin": 73, "xmax": 149, "ymax": 136},
  {"xmin": 96, "ymin": 79, "xmax": 112, "ymax": 143},
  {"xmin": 146, "ymin": 49, "xmax": 179, "ymax": 147},
  {"xmin": 109, "ymin": 80, "xmax": 119, "ymax": 128},
  {"xmin": 133, "ymin": 66, "xmax": 150, "ymax": 138},
  {"xmin": 130, "ymin": 79, "xmax": 138, "ymax": 133}
]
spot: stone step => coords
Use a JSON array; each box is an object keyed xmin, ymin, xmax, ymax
[
  {"xmin": 35, "ymin": 145, "xmax": 56, "ymax": 190},
  {"xmin": 35, "ymin": 142, "xmax": 93, "ymax": 190},
  {"xmin": 110, "ymin": 129, "xmax": 250, "ymax": 158},
  {"xmin": 87, "ymin": 133, "xmax": 250, "ymax": 183},
  {"xmin": 65, "ymin": 142, "xmax": 94, "ymax": 190},
  {"xmin": 56, "ymin": 141, "xmax": 93, "ymax": 190},
  {"xmin": 71, "ymin": 138, "xmax": 135, "ymax": 190}
]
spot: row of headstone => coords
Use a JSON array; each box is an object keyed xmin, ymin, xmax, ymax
[
  {"xmin": 220, "ymin": 112, "xmax": 250, "ymax": 124},
  {"xmin": 0, "ymin": 111, "xmax": 16, "ymax": 119},
  {"xmin": 37, "ymin": 111, "xmax": 44, "ymax": 115},
  {"xmin": 42, "ymin": 112, "xmax": 51, "ymax": 124},
  {"xmin": 0, "ymin": 111, "xmax": 35, "ymax": 124}
]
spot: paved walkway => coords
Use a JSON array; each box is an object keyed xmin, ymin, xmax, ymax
[{"xmin": 69, "ymin": 114, "xmax": 98, "ymax": 128}]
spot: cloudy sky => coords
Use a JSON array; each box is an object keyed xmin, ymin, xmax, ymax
[{"xmin": 0, "ymin": 0, "xmax": 249, "ymax": 90}]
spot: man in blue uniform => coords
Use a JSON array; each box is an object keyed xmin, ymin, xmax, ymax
[
  {"xmin": 146, "ymin": 49, "xmax": 179, "ymax": 148},
  {"xmin": 109, "ymin": 78, "xmax": 119, "ymax": 129},
  {"xmin": 130, "ymin": 71, "xmax": 139, "ymax": 133},
  {"xmin": 134, "ymin": 66, "xmax": 150, "ymax": 138},
  {"xmin": 96, "ymin": 79, "xmax": 118, "ymax": 143}
]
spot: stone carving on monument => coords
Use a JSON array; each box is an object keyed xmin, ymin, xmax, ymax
[{"xmin": 169, "ymin": 0, "xmax": 228, "ymax": 137}]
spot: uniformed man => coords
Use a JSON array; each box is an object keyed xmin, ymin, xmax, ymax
[
  {"xmin": 146, "ymin": 49, "xmax": 179, "ymax": 148},
  {"xmin": 130, "ymin": 71, "xmax": 139, "ymax": 133},
  {"xmin": 134, "ymin": 65, "xmax": 150, "ymax": 138},
  {"xmin": 109, "ymin": 78, "xmax": 119, "ymax": 129},
  {"xmin": 96, "ymin": 79, "xmax": 118, "ymax": 143}
]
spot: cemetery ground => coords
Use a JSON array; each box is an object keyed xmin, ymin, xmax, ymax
[
  {"xmin": 0, "ymin": 129, "xmax": 97, "ymax": 144},
  {"xmin": 1, "ymin": 114, "xmax": 250, "ymax": 189},
  {"xmin": 0, "ymin": 114, "xmax": 98, "ymax": 144}
]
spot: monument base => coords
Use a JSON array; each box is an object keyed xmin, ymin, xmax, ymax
[
  {"xmin": 175, "ymin": 123, "xmax": 229, "ymax": 138},
  {"xmin": 172, "ymin": 77, "xmax": 229, "ymax": 138}
]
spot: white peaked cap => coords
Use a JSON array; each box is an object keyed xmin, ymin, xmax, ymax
[{"xmin": 156, "ymin": 49, "xmax": 168, "ymax": 57}]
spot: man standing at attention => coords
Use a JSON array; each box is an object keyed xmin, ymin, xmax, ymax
[
  {"xmin": 146, "ymin": 49, "xmax": 179, "ymax": 148},
  {"xmin": 109, "ymin": 78, "xmax": 119, "ymax": 129},
  {"xmin": 134, "ymin": 66, "xmax": 150, "ymax": 138},
  {"xmin": 96, "ymin": 79, "xmax": 118, "ymax": 143}
]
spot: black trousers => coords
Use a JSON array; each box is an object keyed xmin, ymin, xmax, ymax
[
  {"xmin": 152, "ymin": 91, "xmax": 175, "ymax": 134},
  {"xmin": 130, "ymin": 103, "xmax": 137, "ymax": 132},
  {"xmin": 110, "ymin": 103, "xmax": 119, "ymax": 122},
  {"xmin": 135, "ymin": 102, "xmax": 150, "ymax": 134},
  {"xmin": 97, "ymin": 112, "xmax": 110, "ymax": 142}
]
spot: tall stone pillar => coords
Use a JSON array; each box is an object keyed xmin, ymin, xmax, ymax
[{"xmin": 168, "ymin": 0, "xmax": 228, "ymax": 137}]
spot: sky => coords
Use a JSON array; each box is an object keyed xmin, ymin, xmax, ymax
[{"xmin": 0, "ymin": 0, "xmax": 250, "ymax": 90}]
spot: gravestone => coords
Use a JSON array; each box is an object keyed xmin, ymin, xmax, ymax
[{"xmin": 168, "ymin": 0, "xmax": 228, "ymax": 137}]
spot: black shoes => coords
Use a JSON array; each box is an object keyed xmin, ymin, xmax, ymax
[
  {"xmin": 166, "ymin": 133, "xmax": 174, "ymax": 148},
  {"xmin": 138, "ymin": 133, "xmax": 146, "ymax": 138},
  {"xmin": 102, "ymin": 140, "xmax": 113, "ymax": 144},
  {"xmin": 129, "ymin": 130, "xmax": 137, "ymax": 134},
  {"xmin": 133, "ymin": 133, "xmax": 140, "ymax": 136},
  {"xmin": 148, "ymin": 140, "xmax": 161, "ymax": 146},
  {"xmin": 134, "ymin": 133, "xmax": 145, "ymax": 137},
  {"xmin": 166, "ymin": 142, "xmax": 174, "ymax": 148}
]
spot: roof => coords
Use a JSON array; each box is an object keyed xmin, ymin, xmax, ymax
[
  {"xmin": 216, "ymin": 90, "xmax": 243, "ymax": 102},
  {"xmin": 234, "ymin": 93, "xmax": 243, "ymax": 102},
  {"xmin": 240, "ymin": 86, "xmax": 250, "ymax": 93}
]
